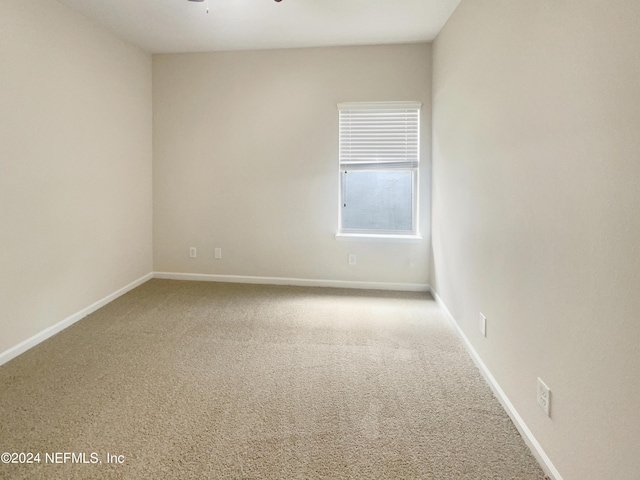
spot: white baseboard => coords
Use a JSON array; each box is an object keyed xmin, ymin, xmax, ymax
[
  {"xmin": 430, "ymin": 288, "xmax": 563, "ymax": 480},
  {"xmin": 154, "ymin": 272, "xmax": 430, "ymax": 292},
  {"xmin": 0, "ymin": 273, "xmax": 153, "ymax": 367}
]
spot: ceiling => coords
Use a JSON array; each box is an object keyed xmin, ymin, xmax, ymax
[{"xmin": 55, "ymin": 0, "xmax": 461, "ymax": 54}]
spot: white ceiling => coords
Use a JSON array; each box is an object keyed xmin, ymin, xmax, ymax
[{"xmin": 55, "ymin": 0, "xmax": 461, "ymax": 54}]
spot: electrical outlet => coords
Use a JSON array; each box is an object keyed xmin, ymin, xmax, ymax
[
  {"xmin": 214, "ymin": 248, "xmax": 222, "ymax": 260},
  {"xmin": 348, "ymin": 254, "xmax": 356, "ymax": 265},
  {"xmin": 537, "ymin": 378, "xmax": 551, "ymax": 416},
  {"xmin": 189, "ymin": 247, "xmax": 197, "ymax": 258},
  {"xmin": 479, "ymin": 313, "xmax": 487, "ymax": 337}
]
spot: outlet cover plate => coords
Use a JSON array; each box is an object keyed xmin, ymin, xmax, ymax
[
  {"xmin": 479, "ymin": 313, "xmax": 487, "ymax": 337},
  {"xmin": 537, "ymin": 378, "xmax": 551, "ymax": 416}
]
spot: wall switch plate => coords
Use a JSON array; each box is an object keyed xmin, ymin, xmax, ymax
[
  {"xmin": 189, "ymin": 247, "xmax": 197, "ymax": 258},
  {"xmin": 214, "ymin": 248, "xmax": 222, "ymax": 260},
  {"xmin": 537, "ymin": 378, "xmax": 551, "ymax": 417},
  {"xmin": 479, "ymin": 313, "xmax": 487, "ymax": 337},
  {"xmin": 348, "ymin": 254, "xmax": 356, "ymax": 265}
]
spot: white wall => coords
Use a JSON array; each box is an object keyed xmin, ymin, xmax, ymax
[
  {"xmin": 153, "ymin": 44, "xmax": 431, "ymax": 286},
  {"xmin": 0, "ymin": 0, "xmax": 153, "ymax": 356},
  {"xmin": 432, "ymin": 1, "xmax": 640, "ymax": 479}
]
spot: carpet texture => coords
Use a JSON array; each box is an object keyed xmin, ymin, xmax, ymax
[{"xmin": 0, "ymin": 280, "xmax": 547, "ymax": 479}]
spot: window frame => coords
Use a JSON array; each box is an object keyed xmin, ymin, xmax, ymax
[{"xmin": 336, "ymin": 101, "xmax": 422, "ymax": 240}]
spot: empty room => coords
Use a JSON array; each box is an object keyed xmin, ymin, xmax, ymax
[{"xmin": 1, "ymin": 0, "xmax": 638, "ymax": 479}]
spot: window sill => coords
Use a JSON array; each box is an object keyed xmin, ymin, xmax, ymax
[{"xmin": 335, "ymin": 233, "xmax": 423, "ymax": 243}]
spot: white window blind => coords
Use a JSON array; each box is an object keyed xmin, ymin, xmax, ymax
[{"xmin": 338, "ymin": 101, "xmax": 421, "ymax": 170}]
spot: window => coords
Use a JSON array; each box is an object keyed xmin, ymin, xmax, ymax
[{"xmin": 337, "ymin": 101, "xmax": 421, "ymax": 239}]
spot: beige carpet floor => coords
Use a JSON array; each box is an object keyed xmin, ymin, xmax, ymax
[{"xmin": 0, "ymin": 280, "xmax": 547, "ymax": 479}]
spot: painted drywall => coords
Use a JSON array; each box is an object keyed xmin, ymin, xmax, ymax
[
  {"xmin": 153, "ymin": 44, "xmax": 431, "ymax": 285},
  {"xmin": 432, "ymin": 1, "xmax": 640, "ymax": 479},
  {"xmin": 0, "ymin": 1, "xmax": 153, "ymax": 356}
]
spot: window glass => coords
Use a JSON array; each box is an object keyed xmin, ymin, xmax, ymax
[{"xmin": 342, "ymin": 170, "xmax": 413, "ymax": 231}]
